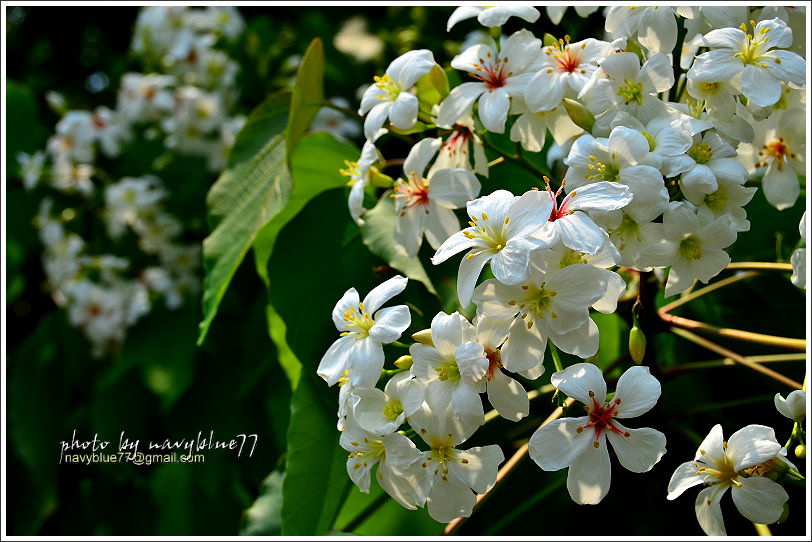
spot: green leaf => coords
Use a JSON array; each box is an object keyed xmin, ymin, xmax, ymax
[
  {"xmin": 198, "ymin": 92, "xmax": 292, "ymax": 345},
  {"xmin": 359, "ymin": 195, "xmax": 437, "ymax": 295},
  {"xmin": 253, "ymin": 132, "xmax": 358, "ymax": 287},
  {"xmin": 6, "ymin": 81, "xmax": 44, "ymax": 180},
  {"xmin": 287, "ymin": 37, "xmax": 324, "ymax": 161},
  {"xmin": 281, "ymin": 373, "xmax": 350, "ymax": 535},
  {"xmin": 265, "ymin": 303, "xmax": 302, "ymax": 389},
  {"xmin": 240, "ymin": 470, "xmax": 285, "ymax": 535}
]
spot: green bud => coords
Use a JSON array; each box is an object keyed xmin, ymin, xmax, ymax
[
  {"xmin": 394, "ymin": 355, "xmax": 413, "ymax": 370},
  {"xmin": 411, "ymin": 329, "xmax": 433, "ymax": 346},
  {"xmin": 629, "ymin": 325, "xmax": 647, "ymax": 364},
  {"xmin": 562, "ymin": 98, "xmax": 595, "ymax": 133},
  {"xmin": 368, "ymin": 166, "xmax": 394, "ymax": 188},
  {"xmin": 543, "ymin": 33, "xmax": 559, "ymax": 48},
  {"xmin": 795, "ymin": 444, "xmax": 806, "ymax": 459},
  {"xmin": 389, "ymin": 120, "xmax": 429, "ymax": 136}
]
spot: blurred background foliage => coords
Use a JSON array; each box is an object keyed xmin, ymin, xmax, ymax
[{"xmin": 5, "ymin": 5, "xmax": 806, "ymax": 536}]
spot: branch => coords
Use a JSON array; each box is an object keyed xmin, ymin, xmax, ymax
[
  {"xmin": 662, "ymin": 353, "xmax": 806, "ymax": 377},
  {"xmin": 661, "ymin": 314, "xmax": 806, "ymax": 351},
  {"xmin": 669, "ymin": 327, "xmax": 803, "ymax": 389},
  {"xmin": 443, "ymin": 397, "xmax": 576, "ymax": 535}
]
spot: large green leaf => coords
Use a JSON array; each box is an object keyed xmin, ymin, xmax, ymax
[
  {"xmin": 287, "ymin": 37, "xmax": 325, "ymax": 161},
  {"xmin": 240, "ymin": 470, "xmax": 285, "ymax": 535},
  {"xmin": 280, "ymin": 372, "xmax": 350, "ymax": 535},
  {"xmin": 359, "ymin": 195, "xmax": 437, "ymax": 295},
  {"xmin": 198, "ymin": 92, "xmax": 292, "ymax": 345},
  {"xmin": 253, "ymin": 132, "xmax": 358, "ymax": 287}
]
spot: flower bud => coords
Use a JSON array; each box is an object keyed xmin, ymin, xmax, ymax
[
  {"xmin": 778, "ymin": 502, "xmax": 790, "ymax": 524},
  {"xmin": 394, "ymin": 355, "xmax": 413, "ymax": 370},
  {"xmin": 411, "ymin": 328, "xmax": 433, "ymax": 346},
  {"xmin": 562, "ymin": 98, "xmax": 595, "ymax": 133},
  {"xmin": 624, "ymin": 38, "xmax": 645, "ymax": 63},
  {"xmin": 629, "ymin": 325, "xmax": 646, "ymax": 364},
  {"xmin": 368, "ymin": 166, "xmax": 394, "ymax": 188},
  {"xmin": 417, "ymin": 64, "xmax": 449, "ymax": 112},
  {"xmin": 795, "ymin": 444, "xmax": 806, "ymax": 459}
]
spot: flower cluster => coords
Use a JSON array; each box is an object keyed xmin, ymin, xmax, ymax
[
  {"xmin": 316, "ymin": 5, "xmax": 805, "ymax": 531},
  {"xmin": 16, "ymin": 6, "xmax": 246, "ymax": 355}
]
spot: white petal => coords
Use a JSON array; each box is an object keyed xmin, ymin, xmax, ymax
[
  {"xmin": 451, "ymin": 381, "xmax": 485, "ymax": 425},
  {"xmin": 591, "ymin": 269, "xmax": 626, "ymax": 314},
  {"xmin": 393, "ymin": 205, "xmax": 426, "ymax": 257},
  {"xmin": 354, "ymin": 388, "xmax": 400, "ymax": 434},
  {"xmin": 599, "ymin": 52, "xmax": 640, "ymax": 81},
  {"xmin": 762, "ymin": 162, "xmax": 801, "ymax": 211},
  {"xmin": 501, "ymin": 319, "xmax": 546, "ymax": 373},
  {"xmin": 431, "ymin": 230, "xmax": 476, "ymax": 265},
  {"xmin": 363, "ymin": 102, "xmax": 392, "ymax": 142},
  {"xmin": 424, "ymin": 203, "xmax": 462, "ymax": 250},
  {"xmin": 446, "ymin": 6, "xmax": 481, "ymax": 31},
  {"xmin": 427, "ymin": 477, "xmax": 476, "ymax": 523},
  {"xmin": 566, "ymin": 434, "xmax": 611, "ymax": 505},
  {"xmin": 378, "ymin": 455, "xmax": 426, "ymax": 509},
  {"xmin": 694, "ymin": 484, "xmax": 728, "ymax": 536},
  {"xmin": 409, "ymin": 343, "xmax": 445, "ymax": 382},
  {"xmin": 551, "ymin": 362, "xmax": 606, "ymax": 405},
  {"xmin": 486, "ymin": 370, "xmax": 529, "ymax": 421},
  {"xmin": 389, "ymin": 92, "xmax": 419, "ymax": 130},
  {"xmin": 727, "ymin": 424, "xmax": 781, "ymax": 471},
  {"xmin": 528, "ymin": 416, "xmax": 592, "ymax": 470},
  {"xmin": 731, "ymin": 476, "xmax": 789, "ymax": 525},
  {"xmin": 429, "ymin": 311, "xmax": 468, "ymax": 356},
  {"xmin": 387, "ymin": 49, "xmax": 435, "ymax": 89},
  {"xmin": 490, "ymin": 241, "xmax": 532, "ymax": 286},
  {"xmin": 763, "ymin": 49, "xmax": 806, "ymax": 87},
  {"xmin": 568, "ymin": 181, "xmax": 632, "ymax": 212},
  {"xmin": 741, "ymin": 65, "xmax": 781, "ymax": 108},
  {"xmin": 347, "ymin": 455, "xmax": 375, "ymax": 493},
  {"xmin": 667, "ymin": 461, "xmax": 706, "ymax": 500},
  {"xmin": 349, "ymin": 339, "xmax": 385, "ymax": 388},
  {"xmin": 369, "ymin": 305, "xmax": 411, "ymax": 343},
  {"xmin": 478, "ymin": 6, "xmax": 539, "ymax": 28},
  {"xmin": 317, "ymin": 334, "xmax": 355, "ymax": 386},
  {"xmin": 550, "ymin": 318, "xmax": 600, "ymax": 359},
  {"xmin": 332, "ymin": 287, "xmax": 361, "ymax": 331},
  {"xmin": 606, "ymin": 423, "xmax": 666, "ymax": 473},
  {"xmin": 403, "ymin": 138, "xmax": 441, "ymax": 180},
  {"xmin": 448, "ymin": 445, "xmax": 505, "ymax": 493},
  {"xmin": 637, "ymin": 11, "xmax": 677, "ymax": 55},
  {"xmin": 429, "ymin": 168, "xmax": 481, "ymax": 208},
  {"xmin": 363, "ymin": 274, "xmax": 408, "ymax": 313},
  {"xmin": 457, "ymin": 250, "xmax": 493, "ymax": 308},
  {"xmin": 774, "ymin": 390, "xmax": 806, "ymax": 422},
  {"xmin": 688, "ymin": 50, "xmax": 742, "ymax": 82},
  {"xmin": 555, "ymin": 213, "xmax": 606, "ymax": 255},
  {"xmin": 437, "ymin": 83, "xmax": 485, "ymax": 128},
  {"xmin": 613, "ymin": 365, "xmax": 661, "ymax": 418},
  {"xmin": 478, "ymin": 88, "xmax": 511, "ymax": 133}
]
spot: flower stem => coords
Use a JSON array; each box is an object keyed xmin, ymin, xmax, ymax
[
  {"xmin": 669, "ymin": 327, "xmax": 803, "ymax": 389},
  {"xmin": 549, "ymin": 342, "xmax": 564, "ymax": 373},
  {"xmin": 753, "ymin": 523, "xmax": 772, "ymax": 536},
  {"xmin": 658, "ymin": 271, "xmax": 758, "ymax": 314},
  {"xmin": 661, "ymin": 313, "xmax": 806, "ymax": 351},
  {"xmin": 662, "ymin": 353, "xmax": 805, "ymax": 377},
  {"xmin": 443, "ymin": 397, "xmax": 576, "ymax": 535},
  {"xmin": 725, "ymin": 262, "xmax": 794, "ymax": 271},
  {"xmin": 479, "ymin": 136, "xmax": 550, "ymax": 180},
  {"xmin": 323, "ymin": 99, "xmax": 361, "ymax": 119}
]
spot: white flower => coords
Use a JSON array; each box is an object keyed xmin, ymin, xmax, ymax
[
  {"xmin": 638, "ymin": 203, "xmax": 738, "ymax": 297},
  {"xmin": 317, "ymin": 275, "xmax": 411, "ymax": 389},
  {"xmin": 392, "ymin": 138, "xmax": 481, "ymax": 257},
  {"xmin": 16, "ymin": 151, "xmax": 45, "ymax": 190},
  {"xmin": 775, "ymin": 390, "xmax": 806, "ymax": 422},
  {"xmin": 685, "ymin": 173, "xmax": 757, "ymax": 233},
  {"xmin": 737, "ymin": 106, "xmax": 805, "ymax": 210},
  {"xmin": 790, "ymin": 212, "xmax": 806, "ymax": 289},
  {"xmin": 340, "ymin": 419, "xmax": 427, "ymax": 510},
  {"xmin": 431, "ymin": 189, "xmax": 552, "ymax": 307},
  {"xmin": 104, "ymin": 176, "xmax": 166, "ymax": 239},
  {"xmin": 91, "ymin": 106, "xmax": 129, "ymax": 157},
  {"xmin": 473, "ymin": 252, "xmax": 609, "ymax": 367},
  {"xmin": 117, "ymin": 73, "xmax": 176, "ymax": 122},
  {"xmin": 608, "ymin": 112, "xmax": 694, "ymax": 178},
  {"xmin": 686, "ymin": 78, "xmax": 741, "ymax": 121},
  {"xmin": 533, "ymin": 180, "xmax": 632, "ymax": 255},
  {"xmin": 679, "ymin": 130, "xmax": 749, "ymax": 201},
  {"xmin": 667, "ymin": 424, "xmax": 789, "ymax": 536},
  {"xmin": 564, "ymin": 128, "xmax": 668, "ymax": 219},
  {"xmin": 546, "ymin": 6, "xmax": 598, "ymax": 26},
  {"xmin": 509, "ymin": 96, "xmax": 583, "ymax": 152},
  {"xmin": 524, "ymin": 37, "xmax": 616, "ymax": 112},
  {"xmin": 605, "ymin": 6, "xmax": 679, "ymax": 54},
  {"xmin": 410, "ymin": 311, "xmax": 488, "ymax": 428},
  {"xmin": 446, "ymin": 6, "xmax": 539, "ymax": 32},
  {"xmin": 351, "ymin": 372, "xmax": 424, "ymax": 435},
  {"xmin": 437, "ymin": 29, "xmax": 541, "ymax": 133},
  {"xmin": 341, "ymin": 140, "xmax": 379, "ymax": 224},
  {"xmin": 473, "ymin": 315, "xmax": 531, "ymax": 421},
  {"xmin": 407, "ymin": 405, "xmax": 505, "ymax": 523},
  {"xmin": 591, "ymin": 205, "xmax": 666, "ymax": 270},
  {"xmin": 529, "ymin": 363, "xmax": 666, "ymax": 504},
  {"xmin": 311, "ymin": 97, "xmax": 361, "ymax": 140},
  {"xmin": 688, "ymin": 18, "xmax": 805, "ymax": 108},
  {"xmin": 434, "ymin": 115, "xmax": 489, "ymax": 177},
  {"xmin": 359, "ymin": 49, "xmax": 436, "ymax": 141},
  {"xmin": 581, "ymin": 52, "xmax": 673, "ymax": 124}
]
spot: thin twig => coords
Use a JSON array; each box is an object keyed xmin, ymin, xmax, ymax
[
  {"xmin": 443, "ymin": 398, "xmax": 576, "ymax": 535},
  {"xmin": 669, "ymin": 327, "xmax": 803, "ymax": 389},
  {"xmin": 725, "ymin": 262, "xmax": 793, "ymax": 271},
  {"xmin": 661, "ymin": 313, "xmax": 806, "ymax": 351},
  {"xmin": 662, "ymin": 353, "xmax": 806, "ymax": 376},
  {"xmin": 659, "ymin": 271, "xmax": 758, "ymax": 314}
]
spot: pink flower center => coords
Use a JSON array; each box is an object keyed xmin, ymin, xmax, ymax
[
  {"xmin": 485, "ymin": 348, "xmax": 502, "ymax": 381},
  {"xmin": 545, "ymin": 178, "xmax": 576, "ymax": 221},
  {"xmin": 757, "ymin": 138, "xmax": 796, "ymax": 170},
  {"xmin": 471, "ymin": 52, "xmax": 511, "ymax": 91},
  {"xmin": 576, "ymin": 391, "xmax": 629, "ymax": 447},
  {"xmin": 392, "ymin": 171, "xmax": 430, "ymax": 213},
  {"xmin": 443, "ymin": 125, "xmax": 473, "ymax": 156}
]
